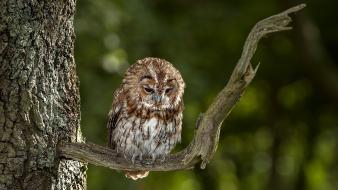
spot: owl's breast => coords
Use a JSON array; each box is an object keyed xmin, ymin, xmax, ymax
[{"xmin": 112, "ymin": 113, "xmax": 182, "ymax": 161}]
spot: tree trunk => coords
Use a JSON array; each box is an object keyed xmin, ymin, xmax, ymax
[{"xmin": 0, "ymin": 0, "xmax": 86, "ymax": 189}]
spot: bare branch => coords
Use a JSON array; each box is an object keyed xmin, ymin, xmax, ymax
[{"xmin": 58, "ymin": 4, "xmax": 306, "ymax": 172}]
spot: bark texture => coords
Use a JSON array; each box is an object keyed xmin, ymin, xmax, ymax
[{"xmin": 0, "ymin": 0, "xmax": 86, "ymax": 189}]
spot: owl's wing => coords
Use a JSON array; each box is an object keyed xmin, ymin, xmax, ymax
[
  {"xmin": 107, "ymin": 88, "xmax": 122, "ymax": 149},
  {"xmin": 107, "ymin": 109, "xmax": 120, "ymax": 148}
]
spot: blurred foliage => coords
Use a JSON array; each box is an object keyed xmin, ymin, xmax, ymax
[{"xmin": 74, "ymin": 0, "xmax": 338, "ymax": 189}]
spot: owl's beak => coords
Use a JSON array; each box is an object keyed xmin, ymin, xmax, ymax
[{"xmin": 152, "ymin": 93, "xmax": 162, "ymax": 104}]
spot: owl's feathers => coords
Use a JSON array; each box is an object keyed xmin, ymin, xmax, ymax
[{"xmin": 107, "ymin": 57, "xmax": 185, "ymax": 180}]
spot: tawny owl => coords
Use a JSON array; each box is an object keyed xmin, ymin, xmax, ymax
[{"xmin": 107, "ymin": 57, "xmax": 185, "ymax": 180}]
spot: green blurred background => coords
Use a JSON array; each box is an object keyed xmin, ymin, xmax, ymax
[{"xmin": 74, "ymin": 0, "xmax": 338, "ymax": 189}]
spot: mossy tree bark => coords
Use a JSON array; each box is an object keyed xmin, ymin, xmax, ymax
[{"xmin": 0, "ymin": 0, "xmax": 86, "ymax": 189}]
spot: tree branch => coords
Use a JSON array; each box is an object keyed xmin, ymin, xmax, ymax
[{"xmin": 58, "ymin": 4, "xmax": 306, "ymax": 172}]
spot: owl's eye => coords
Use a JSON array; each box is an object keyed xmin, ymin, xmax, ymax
[
  {"xmin": 144, "ymin": 87, "xmax": 154, "ymax": 93},
  {"xmin": 165, "ymin": 88, "xmax": 173, "ymax": 94}
]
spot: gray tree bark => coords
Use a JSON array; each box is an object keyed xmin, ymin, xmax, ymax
[{"xmin": 0, "ymin": 0, "xmax": 86, "ymax": 189}]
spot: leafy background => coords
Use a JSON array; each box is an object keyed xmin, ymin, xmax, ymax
[{"xmin": 74, "ymin": 0, "xmax": 338, "ymax": 189}]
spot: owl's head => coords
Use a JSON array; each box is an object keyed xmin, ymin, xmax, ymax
[{"xmin": 123, "ymin": 57, "xmax": 185, "ymax": 111}]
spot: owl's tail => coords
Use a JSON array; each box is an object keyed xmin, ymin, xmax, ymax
[{"xmin": 124, "ymin": 170, "xmax": 149, "ymax": 180}]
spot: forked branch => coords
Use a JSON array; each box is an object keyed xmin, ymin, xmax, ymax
[{"xmin": 58, "ymin": 4, "xmax": 306, "ymax": 172}]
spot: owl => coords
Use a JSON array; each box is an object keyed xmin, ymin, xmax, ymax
[{"xmin": 107, "ymin": 57, "xmax": 185, "ymax": 180}]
